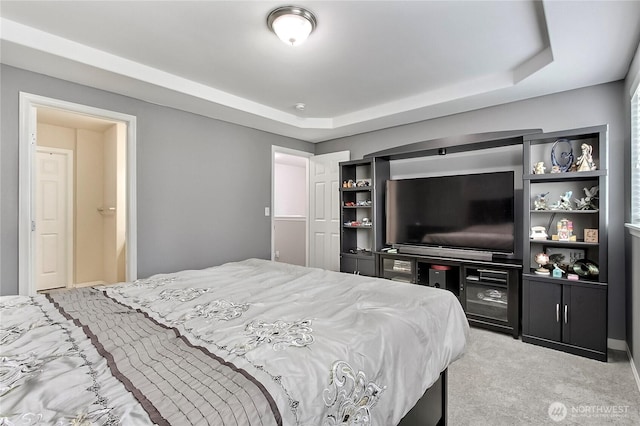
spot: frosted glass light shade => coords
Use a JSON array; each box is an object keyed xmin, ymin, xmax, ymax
[
  {"xmin": 272, "ymin": 14, "xmax": 312, "ymax": 46},
  {"xmin": 267, "ymin": 6, "xmax": 317, "ymax": 47}
]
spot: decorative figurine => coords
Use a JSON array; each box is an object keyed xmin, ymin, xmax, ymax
[
  {"xmin": 556, "ymin": 218, "xmax": 573, "ymax": 241},
  {"xmin": 551, "ymin": 138, "xmax": 574, "ymax": 172},
  {"xmin": 534, "ymin": 192, "xmax": 549, "ymax": 210},
  {"xmin": 550, "ymin": 165, "xmax": 561, "ymax": 173},
  {"xmin": 549, "ymin": 191, "xmax": 573, "ymax": 210},
  {"xmin": 534, "ymin": 252, "xmax": 550, "ymax": 275},
  {"xmin": 575, "ymin": 143, "xmax": 597, "ymax": 172},
  {"xmin": 552, "ymin": 264, "xmax": 564, "ymax": 278},
  {"xmin": 530, "ymin": 226, "xmax": 548, "ymax": 240},
  {"xmin": 574, "ymin": 186, "xmax": 599, "ymax": 210},
  {"xmin": 533, "ymin": 162, "xmax": 546, "ymax": 174},
  {"xmin": 559, "ymin": 191, "xmax": 573, "ymax": 210}
]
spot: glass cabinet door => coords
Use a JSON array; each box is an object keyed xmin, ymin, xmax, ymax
[{"xmin": 381, "ymin": 257, "xmax": 414, "ymax": 283}]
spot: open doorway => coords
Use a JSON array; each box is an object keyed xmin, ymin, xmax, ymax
[
  {"xmin": 271, "ymin": 147, "xmax": 350, "ymax": 270},
  {"xmin": 19, "ymin": 93, "xmax": 137, "ymax": 296},
  {"xmin": 272, "ymin": 147, "xmax": 311, "ymax": 266},
  {"xmin": 36, "ymin": 108, "xmax": 127, "ymax": 290}
]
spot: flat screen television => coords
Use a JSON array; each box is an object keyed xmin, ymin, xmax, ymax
[{"xmin": 386, "ymin": 171, "xmax": 516, "ymax": 258}]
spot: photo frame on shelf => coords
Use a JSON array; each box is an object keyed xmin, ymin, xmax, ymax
[{"xmin": 544, "ymin": 247, "xmax": 585, "ymax": 268}]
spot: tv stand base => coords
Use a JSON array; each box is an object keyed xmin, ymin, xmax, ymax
[{"xmin": 377, "ymin": 251, "xmax": 522, "ymax": 338}]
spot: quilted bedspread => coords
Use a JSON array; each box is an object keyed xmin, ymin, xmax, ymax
[{"xmin": 1, "ymin": 259, "xmax": 469, "ymax": 425}]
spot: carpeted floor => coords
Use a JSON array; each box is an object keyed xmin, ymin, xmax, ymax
[{"xmin": 448, "ymin": 327, "xmax": 640, "ymax": 425}]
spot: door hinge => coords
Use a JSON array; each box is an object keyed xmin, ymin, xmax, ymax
[{"xmin": 31, "ymin": 220, "xmax": 36, "ymax": 231}]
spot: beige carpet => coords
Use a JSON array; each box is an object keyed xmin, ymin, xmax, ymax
[{"xmin": 448, "ymin": 327, "xmax": 640, "ymax": 425}]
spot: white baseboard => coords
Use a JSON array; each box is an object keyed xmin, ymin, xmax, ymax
[
  {"xmin": 608, "ymin": 338, "xmax": 627, "ymax": 351},
  {"xmin": 628, "ymin": 345, "xmax": 640, "ymax": 395},
  {"xmin": 71, "ymin": 281, "xmax": 107, "ymax": 288}
]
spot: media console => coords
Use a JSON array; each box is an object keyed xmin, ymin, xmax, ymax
[
  {"xmin": 376, "ymin": 251, "xmax": 522, "ymax": 338},
  {"xmin": 340, "ymin": 126, "xmax": 609, "ymax": 359}
]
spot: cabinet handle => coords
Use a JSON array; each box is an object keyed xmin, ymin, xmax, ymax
[
  {"xmin": 556, "ymin": 304, "xmax": 560, "ymax": 323},
  {"xmin": 564, "ymin": 305, "xmax": 568, "ymax": 324}
]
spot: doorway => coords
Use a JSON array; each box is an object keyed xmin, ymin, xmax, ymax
[
  {"xmin": 272, "ymin": 147, "xmax": 311, "ymax": 266},
  {"xmin": 271, "ymin": 147, "xmax": 349, "ymax": 271},
  {"xmin": 19, "ymin": 93, "xmax": 138, "ymax": 296}
]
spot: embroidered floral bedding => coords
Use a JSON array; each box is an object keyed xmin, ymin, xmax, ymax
[{"xmin": 1, "ymin": 258, "xmax": 469, "ymax": 425}]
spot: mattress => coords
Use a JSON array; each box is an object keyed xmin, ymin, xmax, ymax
[{"xmin": 1, "ymin": 259, "xmax": 469, "ymax": 425}]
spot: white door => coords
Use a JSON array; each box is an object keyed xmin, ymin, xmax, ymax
[
  {"xmin": 36, "ymin": 148, "xmax": 73, "ymax": 291},
  {"xmin": 309, "ymin": 151, "xmax": 350, "ymax": 270}
]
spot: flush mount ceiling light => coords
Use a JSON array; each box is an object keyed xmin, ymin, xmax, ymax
[{"xmin": 267, "ymin": 5, "xmax": 317, "ymax": 46}]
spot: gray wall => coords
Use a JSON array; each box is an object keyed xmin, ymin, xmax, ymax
[
  {"xmin": 0, "ymin": 64, "xmax": 313, "ymax": 295},
  {"xmin": 316, "ymin": 82, "xmax": 628, "ymax": 342}
]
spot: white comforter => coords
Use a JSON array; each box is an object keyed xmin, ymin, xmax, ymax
[{"xmin": 1, "ymin": 259, "xmax": 469, "ymax": 425}]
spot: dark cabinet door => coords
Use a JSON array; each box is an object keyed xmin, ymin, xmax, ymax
[
  {"xmin": 340, "ymin": 256, "xmax": 357, "ymax": 274},
  {"xmin": 563, "ymin": 285, "xmax": 607, "ymax": 353},
  {"xmin": 357, "ymin": 258, "xmax": 375, "ymax": 277},
  {"xmin": 340, "ymin": 255, "xmax": 375, "ymax": 276},
  {"xmin": 525, "ymin": 280, "xmax": 562, "ymax": 342}
]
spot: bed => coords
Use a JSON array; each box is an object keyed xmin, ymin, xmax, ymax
[{"xmin": 1, "ymin": 258, "xmax": 468, "ymax": 425}]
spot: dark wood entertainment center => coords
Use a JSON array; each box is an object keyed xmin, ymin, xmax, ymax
[{"xmin": 339, "ymin": 126, "xmax": 609, "ymax": 360}]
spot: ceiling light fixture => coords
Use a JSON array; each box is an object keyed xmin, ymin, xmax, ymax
[{"xmin": 267, "ymin": 5, "xmax": 317, "ymax": 46}]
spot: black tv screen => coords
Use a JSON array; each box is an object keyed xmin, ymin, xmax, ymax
[{"xmin": 386, "ymin": 171, "xmax": 515, "ymax": 253}]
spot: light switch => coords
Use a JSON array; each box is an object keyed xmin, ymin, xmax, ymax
[{"xmin": 264, "ymin": 207, "xmax": 270, "ymax": 216}]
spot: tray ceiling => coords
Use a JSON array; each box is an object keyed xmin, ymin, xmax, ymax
[{"xmin": 2, "ymin": 1, "xmax": 639, "ymax": 142}]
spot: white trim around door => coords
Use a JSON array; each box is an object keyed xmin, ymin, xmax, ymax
[{"xmin": 19, "ymin": 92, "xmax": 138, "ymax": 296}]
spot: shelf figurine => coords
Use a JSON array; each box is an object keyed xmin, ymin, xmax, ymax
[
  {"xmin": 549, "ymin": 191, "xmax": 573, "ymax": 210},
  {"xmin": 552, "ymin": 264, "xmax": 564, "ymax": 278},
  {"xmin": 530, "ymin": 226, "xmax": 548, "ymax": 240},
  {"xmin": 574, "ymin": 185, "xmax": 599, "ymax": 210},
  {"xmin": 533, "ymin": 162, "xmax": 546, "ymax": 174},
  {"xmin": 575, "ymin": 143, "xmax": 597, "ymax": 172},
  {"xmin": 550, "ymin": 138, "xmax": 574, "ymax": 172},
  {"xmin": 534, "ymin": 252, "xmax": 550, "ymax": 275},
  {"xmin": 556, "ymin": 218, "xmax": 574, "ymax": 242},
  {"xmin": 534, "ymin": 192, "xmax": 549, "ymax": 210}
]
